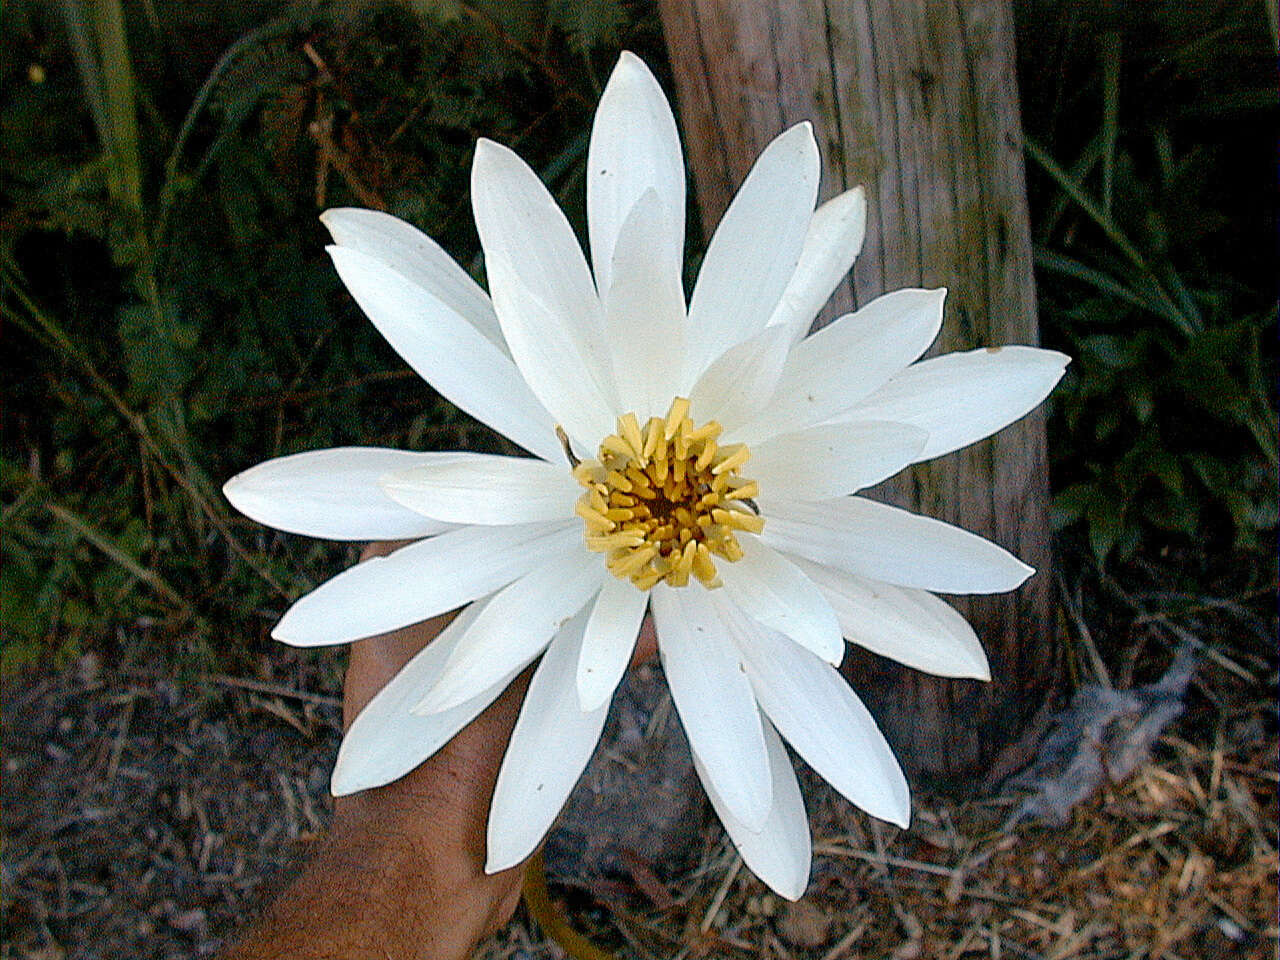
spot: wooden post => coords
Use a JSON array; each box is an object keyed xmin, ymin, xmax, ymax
[{"xmin": 659, "ymin": 0, "xmax": 1056, "ymax": 786}]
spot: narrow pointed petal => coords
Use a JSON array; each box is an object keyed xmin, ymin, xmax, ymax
[
  {"xmin": 738, "ymin": 288, "xmax": 946, "ymax": 442},
  {"xmin": 327, "ymin": 245, "xmax": 562, "ymax": 463},
  {"xmin": 272, "ymin": 522, "xmax": 578, "ymax": 646},
  {"xmin": 793, "ymin": 559, "xmax": 990, "ymax": 679},
  {"xmin": 761, "ymin": 496, "xmax": 1034, "ymax": 595},
  {"xmin": 224, "ymin": 447, "xmax": 455, "ymax": 541},
  {"xmin": 767, "ymin": 186, "xmax": 867, "ymax": 344},
  {"xmin": 577, "ymin": 575, "xmax": 647, "ymax": 712},
  {"xmin": 332, "ymin": 599, "xmax": 522, "ymax": 796},
  {"xmin": 748, "ymin": 421, "xmax": 928, "ymax": 501},
  {"xmin": 687, "ymin": 324, "xmax": 791, "ymax": 433},
  {"xmin": 413, "ymin": 557, "xmax": 604, "ymax": 714},
  {"xmin": 486, "ymin": 608, "xmax": 610, "ymax": 872},
  {"xmin": 588, "ymin": 51, "xmax": 685, "ymax": 298},
  {"xmin": 695, "ymin": 717, "xmax": 811, "ymax": 901},
  {"xmin": 727, "ymin": 606, "xmax": 910, "ymax": 828},
  {"xmin": 685, "ymin": 123, "xmax": 820, "ymax": 381},
  {"xmin": 603, "ymin": 190, "xmax": 687, "ymax": 420},
  {"xmin": 380, "ymin": 454, "xmax": 578, "ymax": 526},
  {"xmin": 650, "ymin": 583, "xmax": 772, "ymax": 831},
  {"xmin": 320, "ymin": 208, "xmax": 507, "ymax": 354},
  {"xmin": 718, "ymin": 536, "xmax": 844, "ymax": 664},
  {"xmin": 472, "ymin": 138, "xmax": 619, "ymax": 448},
  {"xmin": 847, "ymin": 346, "xmax": 1071, "ymax": 461}
]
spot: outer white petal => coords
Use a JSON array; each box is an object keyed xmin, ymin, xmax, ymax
[
  {"xmin": 486, "ymin": 607, "xmax": 610, "ymax": 872},
  {"xmin": 650, "ymin": 583, "xmax": 772, "ymax": 831},
  {"xmin": 761, "ymin": 496, "xmax": 1034, "ymax": 595},
  {"xmin": 380, "ymin": 454, "xmax": 578, "ymax": 526},
  {"xmin": 472, "ymin": 139, "xmax": 619, "ymax": 449},
  {"xmin": 327, "ymin": 245, "xmax": 562, "ymax": 463},
  {"xmin": 845, "ymin": 346, "xmax": 1071, "ymax": 461},
  {"xmin": 695, "ymin": 716, "xmax": 811, "ymax": 901},
  {"xmin": 766, "ymin": 186, "xmax": 867, "ymax": 344},
  {"xmin": 738, "ymin": 288, "xmax": 946, "ymax": 442},
  {"xmin": 331, "ymin": 598, "xmax": 521, "ymax": 796},
  {"xmin": 413, "ymin": 555, "xmax": 604, "ymax": 714},
  {"xmin": 320, "ymin": 208, "xmax": 507, "ymax": 354},
  {"xmin": 224, "ymin": 448, "xmax": 455, "ymax": 541},
  {"xmin": 587, "ymin": 51, "xmax": 685, "ymax": 299},
  {"xmin": 793, "ymin": 558, "xmax": 990, "ymax": 679},
  {"xmin": 603, "ymin": 190, "xmax": 687, "ymax": 420},
  {"xmin": 688, "ymin": 324, "xmax": 791, "ymax": 434},
  {"xmin": 718, "ymin": 536, "xmax": 844, "ymax": 664},
  {"xmin": 727, "ymin": 605, "xmax": 910, "ymax": 828},
  {"xmin": 272, "ymin": 522, "xmax": 578, "ymax": 646},
  {"xmin": 748, "ymin": 421, "xmax": 928, "ymax": 501},
  {"xmin": 685, "ymin": 123, "xmax": 820, "ymax": 382},
  {"xmin": 577, "ymin": 575, "xmax": 647, "ymax": 712}
]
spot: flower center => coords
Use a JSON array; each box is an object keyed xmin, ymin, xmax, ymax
[{"xmin": 564, "ymin": 398, "xmax": 762, "ymax": 591}]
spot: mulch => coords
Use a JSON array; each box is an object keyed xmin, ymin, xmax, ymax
[{"xmin": 3, "ymin": 628, "xmax": 1275, "ymax": 960}]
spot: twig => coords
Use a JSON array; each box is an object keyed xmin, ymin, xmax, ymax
[
  {"xmin": 699, "ymin": 853, "xmax": 742, "ymax": 933},
  {"xmin": 201, "ymin": 674, "xmax": 341, "ymax": 708}
]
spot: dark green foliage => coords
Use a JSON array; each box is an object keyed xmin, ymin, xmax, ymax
[{"xmin": 1016, "ymin": 0, "xmax": 1277, "ymax": 565}]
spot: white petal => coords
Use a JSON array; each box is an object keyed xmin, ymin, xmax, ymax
[
  {"xmin": 588, "ymin": 51, "xmax": 686, "ymax": 299},
  {"xmin": 603, "ymin": 190, "xmax": 687, "ymax": 420},
  {"xmin": 320, "ymin": 208, "xmax": 507, "ymax": 354},
  {"xmin": 331, "ymin": 598, "xmax": 521, "ymax": 796},
  {"xmin": 471, "ymin": 139, "xmax": 619, "ymax": 449},
  {"xmin": 695, "ymin": 716, "xmax": 811, "ymax": 901},
  {"xmin": 577, "ymin": 575, "xmax": 647, "ymax": 712},
  {"xmin": 846, "ymin": 346, "xmax": 1071, "ymax": 461},
  {"xmin": 650, "ymin": 583, "xmax": 772, "ymax": 830},
  {"xmin": 766, "ymin": 186, "xmax": 867, "ymax": 344},
  {"xmin": 727, "ymin": 605, "xmax": 910, "ymax": 828},
  {"xmin": 380, "ymin": 454, "xmax": 578, "ymax": 526},
  {"xmin": 685, "ymin": 123, "xmax": 820, "ymax": 382},
  {"xmin": 760, "ymin": 497, "xmax": 1034, "ymax": 595},
  {"xmin": 486, "ymin": 607, "xmax": 610, "ymax": 872},
  {"xmin": 688, "ymin": 324, "xmax": 791, "ymax": 433},
  {"xmin": 224, "ymin": 447, "xmax": 456, "ymax": 541},
  {"xmin": 793, "ymin": 559, "xmax": 990, "ymax": 679},
  {"xmin": 718, "ymin": 536, "xmax": 844, "ymax": 664},
  {"xmin": 738, "ymin": 288, "xmax": 946, "ymax": 442},
  {"xmin": 413, "ymin": 555, "xmax": 604, "ymax": 714},
  {"xmin": 327, "ymin": 245, "xmax": 562, "ymax": 463},
  {"xmin": 748, "ymin": 421, "xmax": 927, "ymax": 501},
  {"xmin": 272, "ymin": 522, "xmax": 578, "ymax": 646}
]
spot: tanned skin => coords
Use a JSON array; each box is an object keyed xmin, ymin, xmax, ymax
[{"xmin": 223, "ymin": 542, "xmax": 656, "ymax": 960}]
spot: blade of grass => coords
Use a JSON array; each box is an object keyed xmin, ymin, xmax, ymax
[
  {"xmin": 1099, "ymin": 30, "xmax": 1121, "ymax": 218},
  {"xmin": 1025, "ymin": 136, "xmax": 1200, "ymax": 338}
]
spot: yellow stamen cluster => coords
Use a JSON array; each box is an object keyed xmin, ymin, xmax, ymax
[{"xmin": 568, "ymin": 398, "xmax": 763, "ymax": 591}]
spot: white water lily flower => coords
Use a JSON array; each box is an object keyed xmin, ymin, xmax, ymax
[{"xmin": 224, "ymin": 51, "xmax": 1068, "ymax": 900}]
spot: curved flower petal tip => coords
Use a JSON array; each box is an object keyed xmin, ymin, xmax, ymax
[
  {"xmin": 588, "ymin": 51, "xmax": 686, "ymax": 299},
  {"xmin": 684, "ymin": 121, "xmax": 820, "ymax": 383},
  {"xmin": 319, "ymin": 207, "xmax": 506, "ymax": 353},
  {"xmin": 485, "ymin": 607, "xmax": 609, "ymax": 873},
  {"xmin": 696, "ymin": 717, "xmax": 811, "ymax": 900},
  {"xmin": 763, "ymin": 496, "xmax": 1034, "ymax": 595},
  {"xmin": 850, "ymin": 346, "xmax": 1071, "ymax": 462},
  {"xmin": 222, "ymin": 447, "xmax": 455, "ymax": 541},
  {"xmin": 767, "ymin": 184, "xmax": 868, "ymax": 344}
]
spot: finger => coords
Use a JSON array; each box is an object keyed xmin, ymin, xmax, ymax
[{"xmin": 631, "ymin": 611, "xmax": 659, "ymax": 667}]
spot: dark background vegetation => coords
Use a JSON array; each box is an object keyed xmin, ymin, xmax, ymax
[{"xmin": 2, "ymin": 0, "xmax": 1274, "ymax": 708}]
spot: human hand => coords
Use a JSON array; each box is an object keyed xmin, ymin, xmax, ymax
[{"xmin": 225, "ymin": 541, "xmax": 656, "ymax": 960}]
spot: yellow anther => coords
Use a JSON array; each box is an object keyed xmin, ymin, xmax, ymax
[
  {"xmin": 642, "ymin": 417, "xmax": 663, "ymax": 460},
  {"xmin": 605, "ymin": 469, "xmax": 632, "ymax": 492},
  {"xmin": 618, "ymin": 412, "xmax": 645, "ymax": 462},
  {"xmin": 725, "ymin": 481, "xmax": 759, "ymax": 501},
  {"xmin": 712, "ymin": 445, "xmax": 750, "ymax": 475}
]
